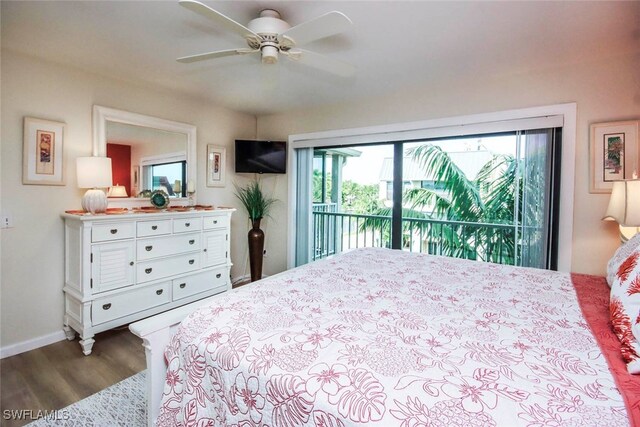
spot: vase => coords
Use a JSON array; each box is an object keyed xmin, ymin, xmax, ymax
[{"xmin": 248, "ymin": 218, "xmax": 265, "ymax": 282}]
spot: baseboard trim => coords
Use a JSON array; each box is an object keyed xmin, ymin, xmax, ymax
[{"xmin": 0, "ymin": 330, "xmax": 66, "ymax": 359}]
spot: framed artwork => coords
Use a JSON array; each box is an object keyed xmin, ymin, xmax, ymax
[
  {"xmin": 23, "ymin": 117, "xmax": 66, "ymax": 185},
  {"xmin": 206, "ymin": 145, "xmax": 226, "ymax": 187},
  {"xmin": 590, "ymin": 120, "xmax": 640, "ymax": 193}
]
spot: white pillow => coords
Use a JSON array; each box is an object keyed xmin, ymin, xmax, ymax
[{"xmin": 607, "ymin": 232, "xmax": 640, "ymax": 287}]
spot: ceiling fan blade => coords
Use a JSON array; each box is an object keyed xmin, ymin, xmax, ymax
[
  {"xmin": 285, "ymin": 49, "xmax": 356, "ymax": 77},
  {"xmin": 179, "ymin": 0, "xmax": 259, "ymax": 41},
  {"xmin": 177, "ymin": 48, "xmax": 258, "ymax": 63},
  {"xmin": 279, "ymin": 11, "xmax": 352, "ymax": 48}
]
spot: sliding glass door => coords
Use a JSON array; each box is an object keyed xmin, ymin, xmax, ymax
[
  {"xmin": 400, "ymin": 130, "xmax": 560, "ymax": 269},
  {"xmin": 309, "ymin": 144, "xmax": 394, "ymax": 261},
  {"xmin": 295, "ymin": 127, "xmax": 561, "ymax": 270}
]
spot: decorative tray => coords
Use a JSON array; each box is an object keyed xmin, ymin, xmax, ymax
[{"xmin": 65, "ymin": 208, "xmax": 130, "ymax": 216}]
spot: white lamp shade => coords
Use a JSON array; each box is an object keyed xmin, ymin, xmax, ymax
[
  {"xmin": 108, "ymin": 185, "xmax": 128, "ymax": 198},
  {"xmin": 77, "ymin": 157, "xmax": 113, "ymax": 188},
  {"xmin": 604, "ymin": 180, "xmax": 640, "ymax": 226}
]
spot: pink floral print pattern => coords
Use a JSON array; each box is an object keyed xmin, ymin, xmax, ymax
[{"xmin": 157, "ymin": 248, "xmax": 628, "ymax": 426}]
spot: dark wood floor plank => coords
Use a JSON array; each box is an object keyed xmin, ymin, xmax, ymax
[{"xmin": 1, "ymin": 328, "xmax": 145, "ymax": 427}]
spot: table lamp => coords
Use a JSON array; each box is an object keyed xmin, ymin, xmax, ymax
[
  {"xmin": 108, "ymin": 185, "xmax": 128, "ymax": 198},
  {"xmin": 604, "ymin": 179, "xmax": 640, "ymax": 242},
  {"xmin": 77, "ymin": 157, "xmax": 113, "ymax": 214}
]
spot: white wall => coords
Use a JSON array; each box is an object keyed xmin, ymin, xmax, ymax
[
  {"xmin": 0, "ymin": 51, "xmax": 256, "ymax": 349},
  {"xmin": 257, "ymin": 51, "xmax": 640, "ymax": 276},
  {"xmin": 2, "ymin": 44, "xmax": 639, "ymax": 353}
]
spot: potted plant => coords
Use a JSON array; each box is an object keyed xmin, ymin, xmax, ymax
[{"xmin": 234, "ymin": 180, "xmax": 276, "ymax": 281}]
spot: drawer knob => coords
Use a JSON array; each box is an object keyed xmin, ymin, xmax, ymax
[
  {"xmin": 102, "ymin": 303, "xmax": 111, "ymax": 310},
  {"xmin": 151, "ymin": 225, "xmax": 158, "ymax": 230},
  {"xmin": 216, "ymin": 273, "xmax": 221, "ymax": 279},
  {"xmin": 188, "ymin": 239, "xmax": 195, "ymax": 245},
  {"xmin": 185, "ymin": 222, "xmax": 191, "ymax": 227},
  {"xmin": 145, "ymin": 268, "xmax": 153, "ymax": 274},
  {"xmin": 204, "ymin": 248, "xmax": 207, "ymax": 252},
  {"xmin": 129, "ymin": 261, "xmax": 134, "ymax": 266},
  {"xmin": 213, "ymin": 220, "xmax": 218, "ymax": 224},
  {"xmin": 145, "ymin": 245, "xmax": 153, "ymax": 251},
  {"xmin": 188, "ymin": 259, "xmax": 195, "ymax": 265},
  {"xmin": 179, "ymin": 283, "xmax": 186, "ymax": 289},
  {"xmin": 110, "ymin": 229, "xmax": 118, "ymax": 234},
  {"xmin": 156, "ymin": 289, "xmax": 163, "ymax": 295}
]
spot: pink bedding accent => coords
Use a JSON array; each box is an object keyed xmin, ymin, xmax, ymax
[
  {"xmin": 157, "ymin": 248, "xmax": 629, "ymax": 426},
  {"xmin": 573, "ymin": 272, "xmax": 640, "ymax": 426}
]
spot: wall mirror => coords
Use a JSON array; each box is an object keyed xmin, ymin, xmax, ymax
[{"xmin": 93, "ymin": 105, "xmax": 196, "ymax": 203}]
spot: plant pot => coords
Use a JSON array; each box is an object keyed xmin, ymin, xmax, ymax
[{"xmin": 248, "ymin": 218, "xmax": 265, "ymax": 282}]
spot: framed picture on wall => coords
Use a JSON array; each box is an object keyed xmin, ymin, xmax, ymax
[
  {"xmin": 206, "ymin": 145, "xmax": 226, "ymax": 187},
  {"xmin": 590, "ymin": 120, "xmax": 640, "ymax": 193},
  {"xmin": 23, "ymin": 117, "xmax": 66, "ymax": 185}
]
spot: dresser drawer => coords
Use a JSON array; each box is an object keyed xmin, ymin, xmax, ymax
[
  {"xmin": 203, "ymin": 215, "xmax": 229, "ymax": 230},
  {"xmin": 92, "ymin": 222, "xmax": 135, "ymax": 242},
  {"xmin": 173, "ymin": 217, "xmax": 202, "ymax": 233},
  {"xmin": 137, "ymin": 220, "xmax": 172, "ymax": 237},
  {"xmin": 137, "ymin": 253, "xmax": 200, "ymax": 283},
  {"xmin": 137, "ymin": 234, "xmax": 201, "ymax": 260},
  {"xmin": 172, "ymin": 268, "xmax": 227, "ymax": 301},
  {"xmin": 92, "ymin": 282, "xmax": 170, "ymax": 325}
]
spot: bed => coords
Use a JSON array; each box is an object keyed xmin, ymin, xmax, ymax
[{"xmin": 130, "ymin": 247, "xmax": 640, "ymax": 426}]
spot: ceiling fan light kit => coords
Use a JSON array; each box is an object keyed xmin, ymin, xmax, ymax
[{"xmin": 177, "ymin": 0, "xmax": 355, "ymax": 76}]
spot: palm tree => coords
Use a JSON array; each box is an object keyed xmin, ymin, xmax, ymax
[
  {"xmin": 362, "ymin": 144, "xmax": 520, "ymax": 264},
  {"xmin": 407, "ymin": 144, "xmax": 520, "ymax": 263}
]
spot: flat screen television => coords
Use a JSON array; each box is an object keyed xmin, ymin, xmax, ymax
[{"xmin": 235, "ymin": 140, "xmax": 286, "ymax": 174}]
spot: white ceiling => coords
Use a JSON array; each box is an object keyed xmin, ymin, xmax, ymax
[{"xmin": 2, "ymin": 1, "xmax": 638, "ymax": 116}]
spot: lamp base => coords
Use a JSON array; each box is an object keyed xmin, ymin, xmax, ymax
[{"xmin": 82, "ymin": 189, "xmax": 108, "ymax": 214}]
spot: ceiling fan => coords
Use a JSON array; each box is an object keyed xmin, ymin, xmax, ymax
[{"xmin": 177, "ymin": 0, "xmax": 355, "ymax": 77}]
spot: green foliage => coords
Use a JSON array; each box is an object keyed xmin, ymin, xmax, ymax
[
  {"xmin": 313, "ymin": 169, "xmax": 332, "ymax": 203},
  {"xmin": 341, "ymin": 180, "xmax": 383, "ymax": 214},
  {"xmin": 405, "ymin": 144, "xmax": 518, "ymax": 263},
  {"xmin": 360, "ymin": 144, "xmax": 521, "ymax": 264},
  {"xmin": 234, "ymin": 180, "xmax": 276, "ymax": 221}
]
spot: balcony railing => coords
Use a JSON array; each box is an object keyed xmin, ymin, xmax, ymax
[{"xmin": 312, "ymin": 208, "xmax": 532, "ymax": 266}]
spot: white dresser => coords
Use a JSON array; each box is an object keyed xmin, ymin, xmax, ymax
[{"xmin": 62, "ymin": 208, "xmax": 234, "ymax": 355}]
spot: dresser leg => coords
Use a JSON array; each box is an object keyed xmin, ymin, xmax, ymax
[
  {"xmin": 63, "ymin": 325, "xmax": 76, "ymax": 341},
  {"xmin": 79, "ymin": 336, "xmax": 95, "ymax": 355}
]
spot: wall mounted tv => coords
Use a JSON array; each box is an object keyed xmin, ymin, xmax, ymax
[{"xmin": 235, "ymin": 140, "xmax": 287, "ymax": 174}]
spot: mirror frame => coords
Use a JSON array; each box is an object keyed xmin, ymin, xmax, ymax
[{"xmin": 93, "ymin": 105, "xmax": 197, "ymax": 204}]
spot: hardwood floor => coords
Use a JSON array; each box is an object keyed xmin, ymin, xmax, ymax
[{"xmin": 1, "ymin": 327, "xmax": 145, "ymax": 427}]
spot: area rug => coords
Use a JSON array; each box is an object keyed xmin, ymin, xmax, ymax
[{"xmin": 27, "ymin": 371, "xmax": 146, "ymax": 427}]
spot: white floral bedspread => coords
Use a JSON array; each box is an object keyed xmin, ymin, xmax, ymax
[{"xmin": 157, "ymin": 247, "xmax": 627, "ymax": 427}]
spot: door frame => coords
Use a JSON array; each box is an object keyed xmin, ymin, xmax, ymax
[{"xmin": 287, "ymin": 103, "xmax": 577, "ymax": 271}]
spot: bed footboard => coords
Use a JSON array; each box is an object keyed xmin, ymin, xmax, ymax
[{"xmin": 129, "ymin": 297, "xmax": 215, "ymax": 426}]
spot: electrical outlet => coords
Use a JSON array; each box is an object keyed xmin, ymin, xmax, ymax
[{"xmin": 1, "ymin": 211, "xmax": 13, "ymax": 229}]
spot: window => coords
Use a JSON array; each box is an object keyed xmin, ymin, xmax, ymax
[
  {"xmin": 139, "ymin": 151, "xmax": 187, "ymax": 197},
  {"xmin": 292, "ymin": 108, "xmax": 571, "ymax": 270},
  {"xmin": 149, "ymin": 161, "xmax": 187, "ymax": 196}
]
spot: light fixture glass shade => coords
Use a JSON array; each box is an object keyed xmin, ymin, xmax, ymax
[
  {"xmin": 604, "ymin": 180, "xmax": 640, "ymax": 226},
  {"xmin": 76, "ymin": 157, "xmax": 113, "ymax": 188}
]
